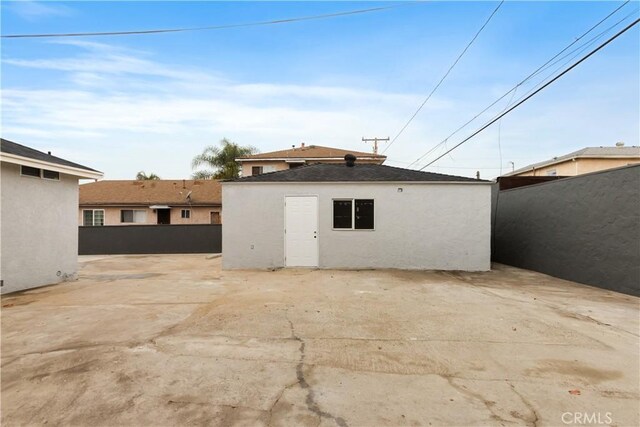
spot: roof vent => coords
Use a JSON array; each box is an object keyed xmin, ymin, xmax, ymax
[
  {"xmin": 616, "ymin": 141, "xmax": 625, "ymax": 147},
  {"xmin": 344, "ymin": 154, "xmax": 356, "ymax": 167}
]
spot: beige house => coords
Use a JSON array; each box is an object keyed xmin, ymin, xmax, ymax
[
  {"xmin": 79, "ymin": 180, "xmax": 222, "ymax": 226},
  {"xmin": 237, "ymin": 143, "xmax": 386, "ymax": 176},
  {"xmin": 506, "ymin": 144, "xmax": 640, "ymax": 177}
]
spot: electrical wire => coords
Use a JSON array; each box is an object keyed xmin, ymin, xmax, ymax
[
  {"xmin": 382, "ymin": 0, "xmax": 505, "ymax": 155},
  {"xmin": 407, "ymin": 1, "xmax": 634, "ymax": 168},
  {"xmin": 2, "ymin": 3, "xmax": 416, "ymax": 39},
  {"xmin": 418, "ymin": 18, "xmax": 639, "ymax": 170}
]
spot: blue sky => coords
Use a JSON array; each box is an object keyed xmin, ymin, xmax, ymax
[{"xmin": 2, "ymin": 1, "xmax": 638, "ymax": 179}]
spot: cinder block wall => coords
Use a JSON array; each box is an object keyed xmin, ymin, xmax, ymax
[{"xmin": 493, "ymin": 165, "xmax": 640, "ymax": 296}]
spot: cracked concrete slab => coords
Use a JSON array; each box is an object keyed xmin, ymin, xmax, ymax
[{"xmin": 1, "ymin": 255, "xmax": 638, "ymax": 426}]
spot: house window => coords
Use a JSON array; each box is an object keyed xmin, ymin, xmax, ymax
[
  {"xmin": 120, "ymin": 209, "xmax": 146, "ymax": 223},
  {"xmin": 181, "ymin": 209, "xmax": 191, "ymax": 219},
  {"xmin": 333, "ymin": 199, "xmax": 374, "ymax": 230},
  {"xmin": 83, "ymin": 209, "xmax": 104, "ymax": 226},
  {"xmin": 210, "ymin": 211, "xmax": 221, "ymax": 224},
  {"xmin": 42, "ymin": 169, "xmax": 60, "ymax": 180},
  {"xmin": 546, "ymin": 169, "xmax": 557, "ymax": 176},
  {"xmin": 251, "ymin": 165, "xmax": 276, "ymax": 176},
  {"xmin": 21, "ymin": 165, "xmax": 41, "ymax": 177},
  {"xmin": 20, "ymin": 166, "xmax": 60, "ymax": 180}
]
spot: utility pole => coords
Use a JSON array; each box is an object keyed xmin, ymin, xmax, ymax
[{"xmin": 362, "ymin": 137, "xmax": 389, "ymax": 155}]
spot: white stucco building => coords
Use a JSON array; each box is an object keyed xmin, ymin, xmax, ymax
[
  {"xmin": 222, "ymin": 157, "xmax": 491, "ymax": 271},
  {"xmin": 1, "ymin": 138, "xmax": 103, "ymax": 294}
]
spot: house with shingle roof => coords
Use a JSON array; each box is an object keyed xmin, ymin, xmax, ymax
[
  {"xmin": 236, "ymin": 143, "xmax": 386, "ymax": 177},
  {"xmin": 505, "ymin": 144, "xmax": 640, "ymax": 177},
  {"xmin": 79, "ymin": 179, "xmax": 222, "ymax": 226},
  {"xmin": 222, "ymin": 155, "xmax": 491, "ymax": 271},
  {"xmin": 1, "ymin": 138, "xmax": 102, "ymax": 293}
]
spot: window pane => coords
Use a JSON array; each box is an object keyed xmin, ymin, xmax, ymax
[
  {"xmin": 21, "ymin": 166, "xmax": 41, "ymax": 177},
  {"xmin": 42, "ymin": 169, "xmax": 60, "ymax": 180},
  {"xmin": 333, "ymin": 200, "xmax": 352, "ymax": 229},
  {"xmin": 94, "ymin": 210, "xmax": 104, "ymax": 226},
  {"xmin": 252, "ymin": 166, "xmax": 263, "ymax": 175},
  {"xmin": 83, "ymin": 210, "xmax": 93, "ymax": 226},
  {"xmin": 181, "ymin": 209, "xmax": 190, "ymax": 219},
  {"xmin": 355, "ymin": 199, "xmax": 374, "ymax": 230},
  {"xmin": 121, "ymin": 210, "xmax": 133, "ymax": 223},
  {"xmin": 133, "ymin": 210, "xmax": 146, "ymax": 223}
]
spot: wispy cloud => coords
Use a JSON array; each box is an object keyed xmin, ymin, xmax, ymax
[{"xmin": 5, "ymin": 1, "xmax": 74, "ymax": 22}]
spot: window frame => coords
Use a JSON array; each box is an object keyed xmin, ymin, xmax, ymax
[
  {"xmin": 120, "ymin": 209, "xmax": 146, "ymax": 224},
  {"xmin": 20, "ymin": 165, "xmax": 42, "ymax": 178},
  {"xmin": 83, "ymin": 209, "xmax": 105, "ymax": 226},
  {"xmin": 251, "ymin": 166, "xmax": 263, "ymax": 176},
  {"xmin": 181, "ymin": 209, "xmax": 191, "ymax": 219},
  {"xmin": 331, "ymin": 198, "xmax": 375, "ymax": 231},
  {"xmin": 42, "ymin": 169, "xmax": 60, "ymax": 181}
]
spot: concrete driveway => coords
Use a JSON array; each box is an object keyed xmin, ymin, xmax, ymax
[{"xmin": 1, "ymin": 255, "xmax": 638, "ymax": 426}]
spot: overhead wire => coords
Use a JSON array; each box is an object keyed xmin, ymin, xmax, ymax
[
  {"xmin": 382, "ymin": 0, "xmax": 505, "ymax": 155},
  {"xmin": 1, "ymin": 3, "xmax": 417, "ymax": 39},
  {"xmin": 407, "ymin": 0, "xmax": 634, "ymax": 168},
  {"xmin": 417, "ymin": 18, "xmax": 640, "ymax": 170}
]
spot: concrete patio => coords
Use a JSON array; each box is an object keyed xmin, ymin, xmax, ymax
[{"xmin": 1, "ymin": 255, "xmax": 638, "ymax": 426}]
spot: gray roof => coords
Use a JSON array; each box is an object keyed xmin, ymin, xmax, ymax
[
  {"xmin": 1, "ymin": 138, "xmax": 99, "ymax": 172},
  {"xmin": 229, "ymin": 163, "xmax": 486, "ymax": 183},
  {"xmin": 508, "ymin": 146, "xmax": 640, "ymax": 176}
]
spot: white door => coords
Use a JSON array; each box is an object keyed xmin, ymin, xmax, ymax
[{"xmin": 285, "ymin": 196, "xmax": 318, "ymax": 267}]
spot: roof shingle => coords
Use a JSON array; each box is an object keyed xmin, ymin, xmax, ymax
[
  {"xmin": 228, "ymin": 163, "xmax": 486, "ymax": 183},
  {"xmin": 80, "ymin": 180, "xmax": 222, "ymax": 206},
  {"xmin": 1, "ymin": 138, "xmax": 100, "ymax": 172}
]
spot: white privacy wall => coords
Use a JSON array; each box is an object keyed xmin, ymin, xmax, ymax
[
  {"xmin": 222, "ymin": 182, "xmax": 491, "ymax": 271},
  {"xmin": 1, "ymin": 162, "xmax": 80, "ymax": 293}
]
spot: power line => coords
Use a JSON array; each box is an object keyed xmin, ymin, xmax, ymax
[
  {"xmin": 1, "ymin": 3, "xmax": 416, "ymax": 39},
  {"xmin": 382, "ymin": 0, "xmax": 505, "ymax": 155},
  {"xmin": 418, "ymin": 18, "xmax": 640, "ymax": 171},
  {"xmin": 407, "ymin": 0, "xmax": 634, "ymax": 168}
]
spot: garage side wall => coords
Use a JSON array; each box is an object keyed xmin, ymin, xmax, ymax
[
  {"xmin": 222, "ymin": 182, "xmax": 491, "ymax": 271},
  {"xmin": 1, "ymin": 162, "xmax": 80, "ymax": 293}
]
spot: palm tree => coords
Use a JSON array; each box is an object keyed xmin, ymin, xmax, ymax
[
  {"xmin": 136, "ymin": 171, "xmax": 161, "ymax": 180},
  {"xmin": 191, "ymin": 138, "xmax": 258, "ymax": 179}
]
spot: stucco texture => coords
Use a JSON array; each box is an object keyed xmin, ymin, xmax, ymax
[
  {"xmin": 222, "ymin": 182, "xmax": 491, "ymax": 271},
  {"xmin": 493, "ymin": 165, "xmax": 640, "ymax": 296},
  {"xmin": 1, "ymin": 162, "xmax": 80, "ymax": 293}
]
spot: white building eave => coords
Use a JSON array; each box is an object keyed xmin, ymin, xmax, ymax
[{"xmin": 0, "ymin": 152, "xmax": 103, "ymax": 180}]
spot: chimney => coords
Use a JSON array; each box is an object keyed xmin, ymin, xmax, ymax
[
  {"xmin": 182, "ymin": 179, "xmax": 186, "ymax": 189},
  {"xmin": 300, "ymin": 142, "xmax": 305, "ymax": 148},
  {"xmin": 344, "ymin": 154, "xmax": 356, "ymax": 167},
  {"xmin": 616, "ymin": 141, "xmax": 625, "ymax": 147},
  {"xmin": 47, "ymin": 151, "xmax": 51, "ymax": 155}
]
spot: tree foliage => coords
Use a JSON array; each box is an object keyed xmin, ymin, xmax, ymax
[
  {"xmin": 191, "ymin": 138, "xmax": 258, "ymax": 179},
  {"xmin": 136, "ymin": 171, "xmax": 160, "ymax": 180}
]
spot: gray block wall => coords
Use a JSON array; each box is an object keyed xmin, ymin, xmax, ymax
[{"xmin": 493, "ymin": 165, "xmax": 640, "ymax": 296}]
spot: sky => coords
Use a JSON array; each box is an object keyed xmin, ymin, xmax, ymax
[{"xmin": 1, "ymin": 1, "xmax": 639, "ymax": 180}]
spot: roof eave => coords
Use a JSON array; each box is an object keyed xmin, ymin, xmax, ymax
[
  {"xmin": 236, "ymin": 156, "xmax": 386, "ymax": 162},
  {"xmin": 1, "ymin": 152, "xmax": 103, "ymax": 180}
]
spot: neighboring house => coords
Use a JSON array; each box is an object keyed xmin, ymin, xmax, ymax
[
  {"xmin": 222, "ymin": 156, "xmax": 491, "ymax": 271},
  {"xmin": 236, "ymin": 143, "xmax": 386, "ymax": 176},
  {"xmin": 1, "ymin": 138, "xmax": 103, "ymax": 294},
  {"xmin": 79, "ymin": 180, "xmax": 222, "ymax": 226},
  {"xmin": 505, "ymin": 143, "xmax": 640, "ymax": 177}
]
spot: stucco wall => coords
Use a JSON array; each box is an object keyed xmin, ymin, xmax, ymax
[
  {"xmin": 1, "ymin": 162, "xmax": 79, "ymax": 293},
  {"xmin": 222, "ymin": 182, "xmax": 491, "ymax": 271},
  {"xmin": 493, "ymin": 165, "xmax": 640, "ymax": 296},
  {"xmin": 514, "ymin": 158, "xmax": 640, "ymax": 177},
  {"xmin": 78, "ymin": 206, "xmax": 222, "ymax": 225}
]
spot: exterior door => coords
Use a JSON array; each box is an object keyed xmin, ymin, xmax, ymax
[
  {"xmin": 157, "ymin": 209, "xmax": 171, "ymax": 224},
  {"xmin": 285, "ymin": 196, "xmax": 318, "ymax": 267}
]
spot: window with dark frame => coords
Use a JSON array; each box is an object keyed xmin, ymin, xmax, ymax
[
  {"xmin": 181, "ymin": 209, "xmax": 191, "ymax": 219},
  {"xmin": 21, "ymin": 165, "xmax": 41, "ymax": 177},
  {"xmin": 252, "ymin": 166, "xmax": 263, "ymax": 175},
  {"xmin": 333, "ymin": 199, "xmax": 374, "ymax": 230},
  {"xmin": 42, "ymin": 169, "xmax": 60, "ymax": 180}
]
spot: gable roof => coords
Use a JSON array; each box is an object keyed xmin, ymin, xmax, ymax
[
  {"xmin": 506, "ymin": 146, "xmax": 640, "ymax": 176},
  {"xmin": 80, "ymin": 180, "xmax": 222, "ymax": 206},
  {"xmin": 1, "ymin": 138, "xmax": 101, "ymax": 178},
  {"xmin": 237, "ymin": 145, "xmax": 386, "ymax": 161},
  {"xmin": 227, "ymin": 163, "xmax": 486, "ymax": 183}
]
